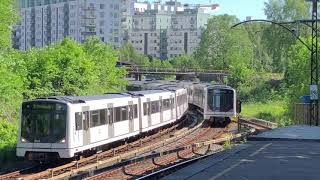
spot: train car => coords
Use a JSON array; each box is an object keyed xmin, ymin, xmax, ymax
[
  {"xmin": 144, "ymin": 81, "xmax": 239, "ymax": 124},
  {"xmin": 187, "ymin": 83, "xmax": 238, "ymax": 124},
  {"xmin": 16, "ymin": 88, "xmax": 189, "ymax": 160}
]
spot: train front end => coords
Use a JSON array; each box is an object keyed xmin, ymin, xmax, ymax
[
  {"xmin": 205, "ymin": 86, "xmax": 238, "ymax": 123},
  {"xmin": 16, "ymin": 100, "xmax": 70, "ymax": 161}
]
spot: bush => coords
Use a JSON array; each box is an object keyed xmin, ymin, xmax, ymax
[{"xmin": 0, "ymin": 120, "xmax": 17, "ymax": 164}]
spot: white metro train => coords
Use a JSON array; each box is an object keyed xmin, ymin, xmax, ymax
[{"xmin": 16, "ymin": 83, "xmax": 238, "ymax": 160}]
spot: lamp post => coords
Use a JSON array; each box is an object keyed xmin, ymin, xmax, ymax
[{"xmin": 232, "ymin": 0, "xmax": 320, "ymax": 125}]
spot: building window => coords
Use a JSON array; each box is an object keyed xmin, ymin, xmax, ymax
[
  {"xmin": 100, "ymin": 4, "xmax": 105, "ymax": 9},
  {"xmin": 114, "ymin": 4, "xmax": 119, "ymax": 10},
  {"xmin": 100, "ymin": 12, "xmax": 104, "ymax": 18}
]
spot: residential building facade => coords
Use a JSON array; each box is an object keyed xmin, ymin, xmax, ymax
[
  {"xmin": 18, "ymin": 0, "xmax": 127, "ymax": 51},
  {"xmin": 128, "ymin": 8, "xmax": 210, "ymax": 60},
  {"xmin": 16, "ymin": 0, "xmax": 212, "ymax": 60}
]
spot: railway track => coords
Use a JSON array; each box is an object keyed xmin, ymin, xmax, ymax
[
  {"xmin": 6, "ymin": 112, "xmax": 202, "ymax": 180},
  {"xmin": 1, "ymin": 117, "xmax": 273, "ymax": 180},
  {"xmin": 84, "ymin": 118, "xmax": 274, "ymax": 180},
  {"xmin": 239, "ymin": 118, "xmax": 275, "ymax": 131},
  {"xmin": 83, "ymin": 122, "xmax": 236, "ymax": 180}
]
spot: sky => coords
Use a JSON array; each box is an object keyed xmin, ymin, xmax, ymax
[{"xmin": 151, "ymin": 0, "xmax": 268, "ymax": 20}]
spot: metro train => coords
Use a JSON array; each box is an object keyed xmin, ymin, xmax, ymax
[{"xmin": 16, "ymin": 82, "xmax": 239, "ymax": 160}]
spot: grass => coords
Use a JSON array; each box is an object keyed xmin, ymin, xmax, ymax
[{"xmin": 241, "ymin": 101, "xmax": 292, "ymax": 126}]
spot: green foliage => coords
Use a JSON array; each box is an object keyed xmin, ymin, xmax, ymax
[
  {"xmin": 0, "ymin": 51, "xmax": 25, "ymax": 122},
  {"xmin": 263, "ymin": 0, "xmax": 309, "ymax": 72},
  {"xmin": 0, "ymin": 120, "xmax": 17, "ymax": 164},
  {"xmin": 83, "ymin": 37, "xmax": 128, "ymax": 93},
  {"xmin": 0, "ymin": 0, "xmax": 19, "ymax": 50},
  {"xmin": 223, "ymin": 139, "xmax": 233, "ymax": 149},
  {"xmin": 119, "ymin": 43, "xmax": 150, "ymax": 66},
  {"xmin": 169, "ymin": 54, "xmax": 199, "ymax": 69},
  {"xmin": 195, "ymin": 15, "xmax": 253, "ymax": 70},
  {"xmin": 284, "ymin": 39, "xmax": 309, "ymax": 104},
  {"xmin": 22, "ymin": 38, "xmax": 127, "ymax": 99},
  {"xmin": 242, "ymin": 101, "xmax": 292, "ymax": 126},
  {"xmin": 0, "ymin": 120, "xmax": 17, "ymax": 149},
  {"xmin": 23, "ymin": 38, "xmax": 96, "ymax": 98},
  {"xmin": 148, "ymin": 59, "xmax": 175, "ymax": 80}
]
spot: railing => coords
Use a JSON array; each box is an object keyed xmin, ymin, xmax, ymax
[
  {"xmin": 294, "ymin": 103, "xmax": 312, "ymax": 125},
  {"xmin": 124, "ymin": 66, "xmax": 229, "ymax": 75}
]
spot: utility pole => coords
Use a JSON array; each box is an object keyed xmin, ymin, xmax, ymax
[{"xmin": 307, "ymin": 0, "xmax": 319, "ymax": 126}]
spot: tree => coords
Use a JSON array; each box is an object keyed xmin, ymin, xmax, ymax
[
  {"xmin": 284, "ymin": 38, "xmax": 310, "ymax": 103},
  {"xmin": 169, "ymin": 54, "xmax": 199, "ymax": 69},
  {"xmin": 0, "ymin": 0, "xmax": 19, "ymax": 50},
  {"xmin": 262, "ymin": 0, "xmax": 310, "ymax": 72},
  {"xmin": 194, "ymin": 15, "xmax": 254, "ymax": 70},
  {"xmin": 23, "ymin": 38, "xmax": 97, "ymax": 98},
  {"xmin": 119, "ymin": 43, "xmax": 150, "ymax": 66},
  {"xmin": 0, "ymin": 51, "xmax": 25, "ymax": 122},
  {"xmin": 83, "ymin": 37, "xmax": 128, "ymax": 93},
  {"xmin": 23, "ymin": 38, "xmax": 128, "ymax": 99}
]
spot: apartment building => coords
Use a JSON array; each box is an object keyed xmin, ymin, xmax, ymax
[
  {"xmin": 128, "ymin": 8, "xmax": 210, "ymax": 60},
  {"xmin": 18, "ymin": 0, "xmax": 127, "ymax": 51},
  {"xmin": 16, "ymin": 0, "xmax": 212, "ymax": 60}
]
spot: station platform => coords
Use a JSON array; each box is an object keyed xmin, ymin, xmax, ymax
[{"xmin": 163, "ymin": 125, "xmax": 320, "ymax": 180}]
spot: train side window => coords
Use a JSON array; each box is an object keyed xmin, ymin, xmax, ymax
[
  {"xmin": 121, "ymin": 106, "xmax": 128, "ymax": 121},
  {"xmin": 107, "ymin": 108, "xmax": 113, "ymax": 124},
  {"xmin": 151, "ymin": 101, "xmax": 159, "ymax": 114},
  {"xmin": 91, "ymin": 110, "xmax": 100, "ymax": 127},
  {"xmin": 143, "ymin": 103, "xmax": 147, "ymax": 116},
  {"xmin": 75, "ymin": 112, "xmax": 82, "ymax": 130},
  {"xmin": 100, "ymin": 109, "xmax": 106, "ymax": 125},
  {"xmin": 134, "ymin": 105, "xmax": 138, "ymax": 118},
  {"xmin": 162, "ymin": 99, "xmax": 167, "ymax": 110},
  {"xmin": 151, "ymin": 101, "xmax": 155, "ymax": 114},
  {"xmin": 115, "ymin": 107, "xmax": 121, "ymax": 123},
  {"xmin": 166, "ymin": 99, "xmax": 171, "ymax": 110}
]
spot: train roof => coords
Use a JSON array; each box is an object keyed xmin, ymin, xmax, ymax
[
  {"xmin": 34, "ymin": 93, "xmax": 132, "ymax": 104},
  {"xmin": 32, "ymin": 89, "xmax": 174, "ymax": 104}
]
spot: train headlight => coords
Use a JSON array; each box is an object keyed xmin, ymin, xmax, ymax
[
  {"xmin": 59, "ymin": 138, "xmax": 66, "ymax": 143},
  {"xmin": 21, "ymin": 137, "xmax": 28, "ymax": 143},
  {"xmin": 230, "ymin": 116, "xmax": 238, "ymax": 122}
]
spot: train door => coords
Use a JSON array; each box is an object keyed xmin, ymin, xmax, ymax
[
  {"xmin": 107, "ymin": 104, "xmax": 114, "ymax": 138},
  {"xmin": 82, "ymin": 106, "xmax": 90, "ymax": 145},
  {"xmin": 170, "ymin": 95, "xmax": 174, "ymax": 120},
  {"xmin": 129, "ymin": 101, "xmax": 134, "ymax": 133},
  {"xmin": 138, "ymin": 98, "xmax": 143, "ymax": 132},
  {"xmin": 204, "ymin": 89, "xmax": 208, "ymax": 115},
  {"xmin": 175, "ymin": 94, "xmax": 178, "ymax": 120},
  {"xmin": 160, "ymin": 96, "xmax": 163, "ymax": 123},
  {"xmin": 147, "ymin": 98, "xmax": 152, "ymax": 127}
]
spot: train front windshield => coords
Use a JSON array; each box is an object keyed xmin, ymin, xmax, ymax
[
  {"xmin": 21, "ymin": 102, "xmax": 67, "ymax": 143},
  {"xmin": 208, "ymin": 89, "xmax": 234, "ymax": 112}
]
